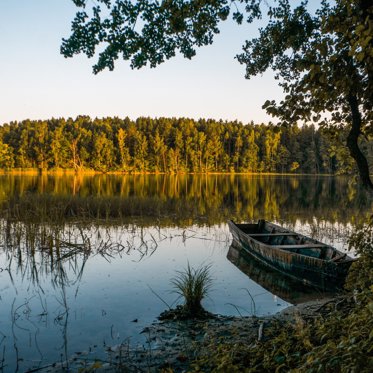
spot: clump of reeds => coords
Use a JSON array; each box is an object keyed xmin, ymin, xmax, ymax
[{"xmin": 170, "ymin": 263, "xmax": 213, "ymax": 318}]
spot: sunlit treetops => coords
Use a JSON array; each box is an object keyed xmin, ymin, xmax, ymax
[{"xmin": 0, "ymin": 116, "xmax": 361, "ymax": 174}]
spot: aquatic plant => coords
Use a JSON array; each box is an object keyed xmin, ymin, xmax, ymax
[{"xmin": 171, "ymin": 263, "xmax": 213, "ymax": 317}]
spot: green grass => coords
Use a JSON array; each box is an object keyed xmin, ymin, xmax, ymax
[{"xmin": 171, "ymin": 263, "xmax": 213, "ymax": 317}]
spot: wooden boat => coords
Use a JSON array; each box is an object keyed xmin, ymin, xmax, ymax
[
  {"xmin": 227, "ymin": 242, "xmax": 338, "ymax": 303},
  {"xmin": 228, "ymin": 219, "xmax": 356, "ymax": 289}
]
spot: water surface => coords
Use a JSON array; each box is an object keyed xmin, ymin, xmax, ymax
[{"xmin": 0, "ymin": 174, "xmax": 370, "ymax": 371}]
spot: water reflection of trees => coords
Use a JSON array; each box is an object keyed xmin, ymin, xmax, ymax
[
  {"xmin": 0, "ymin": 174, "xmax": 371, "ymax": 227},
  {"xmin": 0, "ymin": 174, "xmax": 368, "ymax": 319}
]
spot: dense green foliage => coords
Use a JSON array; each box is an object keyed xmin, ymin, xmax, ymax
[
  {"xmin": 0, "ymin": 116, "xmax": 364, "ymax": 174},
  {"xmin": 239, "ymin": 0, "xmax": 373, "ymax": 188},
  {"xmin": 63, "ymin": 0, "xmax": 260, "ymax": 73}
]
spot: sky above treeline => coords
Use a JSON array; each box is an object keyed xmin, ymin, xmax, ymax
[{"xmin": 0, "ymin": 0, "xmax": 285, "ymax": 125}]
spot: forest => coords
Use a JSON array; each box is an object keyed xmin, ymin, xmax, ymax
[{"xmin": 0, "ymin": 116, "xmax": 366, "ymax": 174}]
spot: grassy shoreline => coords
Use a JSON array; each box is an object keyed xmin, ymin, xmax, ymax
[{"xmin": 44, "ymin": 294, "xmax": 363, "ymax": 372}]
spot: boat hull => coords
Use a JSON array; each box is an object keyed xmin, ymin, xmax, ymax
[
  {"xmin": 227, "ymin": 242, "xmax": 338, "ymax": 303},
  {"xmin": 228, "ymin": 220, "xmax": 354, "ymax": 289}
]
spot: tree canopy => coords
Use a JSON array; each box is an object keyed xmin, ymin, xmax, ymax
[
  {"xmin": 239, "ymin": 0, "xmax": 373, "ymax": 188},
  {"xmin": 62, "ymin": 0, "xmax": 260, "ymax": 73},
  {"xmin": 0, "ymin": 116, "xmax": 357, "ymax": 174},
  {"xmin": 62, "ymin": 0, "xmax": 373, "ymax": 188}
]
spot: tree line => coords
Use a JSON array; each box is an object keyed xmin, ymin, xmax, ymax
[{"xmin": 0, "ymin": 116, "xmax": 363, "ymax": 174}]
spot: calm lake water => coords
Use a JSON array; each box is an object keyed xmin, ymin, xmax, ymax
[{"xmin": 0, "ymin": 174, "xmax": 371, "ymax": 371}]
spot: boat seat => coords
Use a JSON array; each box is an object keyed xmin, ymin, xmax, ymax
[
  {"xmin": 249, "ymin": 233, "xmax": 298, "ymax": 237},
  {"xmin": 272, "ymin": 244, "xmax": 326, "ymax": 250}
]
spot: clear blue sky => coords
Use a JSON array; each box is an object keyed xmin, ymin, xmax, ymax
[{"xmin": 0, "ymin": 0, "xmax": 285, "ymax": 125}]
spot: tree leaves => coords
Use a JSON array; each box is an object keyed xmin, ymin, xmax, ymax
[{"xmin": 63, "ymin": 0, "xmax": 260, "ymax": 73}]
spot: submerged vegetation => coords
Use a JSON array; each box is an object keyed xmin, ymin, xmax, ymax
[{"xmin": 0, "ymin": 116, "xmax": 366, "ymax": 174}]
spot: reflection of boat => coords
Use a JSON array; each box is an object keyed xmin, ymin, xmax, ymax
[
  {"xmin": 227, "ymin": 242, "xmax": 337, "ymax": 304},
  {"xmin": 228, "ymin": 219, "xmax": 356, "ymax": 289}
]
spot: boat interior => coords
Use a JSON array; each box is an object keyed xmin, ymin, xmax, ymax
[{"xmin": 236, "ymin": 221, "xmax": 344, "ymax": 261}]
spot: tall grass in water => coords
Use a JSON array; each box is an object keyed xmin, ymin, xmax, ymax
[
  {"xmin": 1, "ymin": 193, "xmax": 215, "ymax": 227},
  {"xmin": 171, "ymin": 263, "xmax": 212, "ymax": 316}
]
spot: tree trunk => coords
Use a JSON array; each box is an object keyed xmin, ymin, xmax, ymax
[
  {"xmin": 346, "ymin": 94, "xmax": 373, "ymax": 189},
  {"xmin": 359, "ymin": 0, "xmax": 373, "ymax": 108}
]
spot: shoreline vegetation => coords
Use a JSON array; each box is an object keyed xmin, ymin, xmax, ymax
[
  {"xmin": 110, "ymin": 296, "xmax": 353, "ymax": 372},
  {"xmin": 34, "ymin": 298, "xmax": 341, "ymax": 372},
  {"xmin": 0, "ymin": 116, "xmax": 362, "ymax": 175},
  {"xmin": 1, "ymin": 180, "xmax": 371, "ymax": 228},
  {"xmin": 38, "ymin": 293, "xmax": 371, "ymax": 373},
  {"xmin": 0, "ymin": 167, "xmax": 338, "ymax": 176}
]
